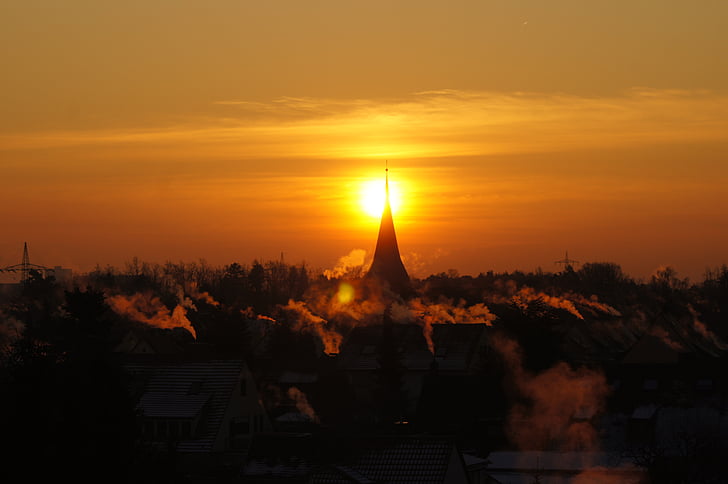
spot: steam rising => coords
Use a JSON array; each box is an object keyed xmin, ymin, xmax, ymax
[
  {"xmin": 399, "ymin": 298, "xmax": 496, "ymax": 353},
  {"xmin": 187, "ymin": 282, "xmax": 219, "ymax": 307},
  {"xmin": 493, "ymin": 334, "xmax": 610, "ymax": 451},
  {"xmin": 287, "ymin": 386, "xmax": 319, "ymax": 423},
  {"xmin": 688, "ymin": 304, "xmax": 728, "ymax": 350},
  {"xmin": 487, "ymin": 282, "xmax": 622, "ymax": 320},
  {"xmin": 281, "ymin": 299, "xmax": 343, "ymax": 355},
  {"xmin": 281, "ymin": 276, "xmax": 500, "ymax": 355},
  {"xmin": 107, "ymin": 292, "xmax": 197, "ymax": 338},
  {"xmin": 324, "ymin": 249, "xmax": 368, "ymax": 279}
]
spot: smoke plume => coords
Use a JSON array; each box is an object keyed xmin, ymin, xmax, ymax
[
  {"xmin": 488, "ymin": 282, "xmax": 621, "ymax": 320},
  {"xmin": 277, "ymin": 276, "xmax": 503, "ymax": 355},
  {"xmin": 281, "ymin": 299, "xmax": 343, "ymax": 355},
  {"xmin": 687, "ymin": 304, "xmax": 728, "ymax": 350},
  {"xmin": 308, "ymin": 279, "xmax": 387, "ymax": 325},
  {"xmin": 187, "ymin": 283, "xmax": 219, "ymax": 307},
  {"xmin": 649, "ymin": 326, "xmax": 685, "ymax": 351},
  {"xmin": 107, "ymin": 292, "xmax": 197, "ymax": 338},
  {"xmin": 493, "ymin": 334, "xmax": 610, "ymax": 451},
  {"xmin": 399, "ymin": 298, "xmax": 496, "ymax": 353},
  {"xmin": 323, "ymin": 249, "xmax": 368, "ymax": 279},
  {"xmin": 287, "ymin": 386, "xmax": 319, "ymax": 423}
]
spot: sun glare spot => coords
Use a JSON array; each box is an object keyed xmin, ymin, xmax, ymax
[{"xmin": 360, "ymin": 179, "xmax": 401, "ymax": 218}]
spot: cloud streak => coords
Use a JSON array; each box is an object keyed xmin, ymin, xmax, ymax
[{"xmin": 3, "ymin": 89, "xmax": 727, "ymax": 162}]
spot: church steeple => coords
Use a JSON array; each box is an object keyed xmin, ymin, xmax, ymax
[{"xmin": 367, "ymin": 166, "xmax": 411, "ymax": 297}]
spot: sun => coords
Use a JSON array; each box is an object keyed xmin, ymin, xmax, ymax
[{"xmin": 360, "ymin": 179, "xmax": 401, "ymax": 218}]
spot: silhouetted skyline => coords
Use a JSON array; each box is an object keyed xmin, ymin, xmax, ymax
[
  {"xmin": 2, "ymin": 2, "xmax": 728, "ymax": 281},
  {"xmin": 4, "ymin": 4, "xmax": 728, "ymax": 483}
]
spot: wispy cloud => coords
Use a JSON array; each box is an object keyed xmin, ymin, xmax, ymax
[{"xmin": 3, "ymin": 89, "xmax": 727, "ymax": 161}]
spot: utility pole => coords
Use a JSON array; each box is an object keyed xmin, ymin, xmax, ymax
[
  {"xmin": 555, "ymin": 250, "xmax": 579, "ymax": 271},
  {"xmin": 21, "ymin": 242, "xmax": 30, "ymax": 283}
]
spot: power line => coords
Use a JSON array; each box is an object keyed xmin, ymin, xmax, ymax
[{"xmin": 555, "ymin": 250, "xmax": 579, "ymax": 271}]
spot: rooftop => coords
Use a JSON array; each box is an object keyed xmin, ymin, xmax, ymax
[{"xmin": 125, "ymin": 359, "xmax": 244, "ymax": 453}]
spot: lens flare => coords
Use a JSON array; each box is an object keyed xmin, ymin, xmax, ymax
[{"xmin": 337, "ymin": 282, "xmax": 355, "ymax": 304}]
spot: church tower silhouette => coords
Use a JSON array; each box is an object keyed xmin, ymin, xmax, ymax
[{"xmin": 366, "ymin": 167, "xmax": 411, "ymax": 297}]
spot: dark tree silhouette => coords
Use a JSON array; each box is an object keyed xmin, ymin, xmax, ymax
[{"xmin": 1, "ymin": 287, "xmax": 138, "ymax": 484}]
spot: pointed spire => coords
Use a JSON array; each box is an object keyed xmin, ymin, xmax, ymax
[{"xmin": 367, "ymin": 165, "xmax": 411, "ymax": 297}]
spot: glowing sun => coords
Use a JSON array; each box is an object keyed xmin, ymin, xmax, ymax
[{"xmin": 360, "ymin": 179, "xmax": 401, "ymax": 217}]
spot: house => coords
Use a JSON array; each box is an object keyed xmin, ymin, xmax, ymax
[
  {"xmin": 124, "ymin": 358, "xmax": 271, "ymax": 458},
  {"xmin": 338, "ymin": 323, "xmax": 488, "ymax": 423},
  {"xmin": 417, "ymin": 324, "xmax": 490, "ymax": 433},
  {"xmin": 600, "ymin": 315, "xmax": 728, "ymax": 420},
  {"xmin": 338, "ymin": 323, "xmax": 432, "ymax": 420},
  {"xmin": 242, "ymin": 434, "xmax": 469, "ymax": 483},
  {"xmin": 310, "ymin": 437, "xmax": 469, "ymax": 484}
]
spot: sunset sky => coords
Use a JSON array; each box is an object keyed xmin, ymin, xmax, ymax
[{"xmin": 2, "ymin": 1, "xmax": 727, "ymax": 281}]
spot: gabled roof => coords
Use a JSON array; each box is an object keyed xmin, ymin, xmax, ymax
[
  {"xmin": 137, "ymin": 391, "xmax": 209, "ymax": 419},
  {"xmin": 114, "ymin": 328, "xmax": 183, "ymax": 355},
  {"xmin": 311, "ymin": 437, "xmax": 462, "ymax": 484},
  {"xmin": 621, "ymin": 333, "xmax": 684, "ymax": 365},
  {"xmin": 245, "ymin": 434, "xmax": 464, "ymax": 483},
  {"xmin": 125, "ymin": 359, "xmax": 243, "ymax": 453},
  {"xmin": 314, "ymin": 465, "xmax": 375, "ymax": 484},
  {"xmin": 561, "ymin": 318, "xmax": 642, "ymax": 364},
  {"xmin": 353, "ymin": 438, "xmax": 454, "ymax": 483},
  {"xmin": 486, "ymin": 450, "xmax": 642, "ymax": 474}
]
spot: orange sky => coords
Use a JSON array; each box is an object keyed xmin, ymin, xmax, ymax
[{"xmin": 2, "ymin": 1, "xmax": 728, "ymax": 281}]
